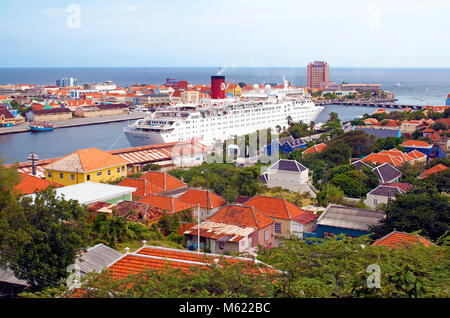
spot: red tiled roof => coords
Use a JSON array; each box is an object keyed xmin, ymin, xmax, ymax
[
  {"xmin": 117, "ymin": 178, "xmax": 164, "ymax": 196},
  {"xmin": 13, "ymin": 173, "xmax": 63, "ymax": 195},
  {"xmin": 44, "ymin": 147, "xmax": 128, "ymax": 173},
  {"xmin": 372, "ymin": 231, "xmax": 433, "ymax": 248},
  {"xmin": 402, "ymin": 140, "xmax": 432, "ymax": 148},
  {"xmin": 207, "ymin": 205, "xmax": 273, "ymax": 229},
  {"xmin": 363, "ymin": 148, "xmax": 425, "ymax": 167},
  {"xmin": 87, "ymin": 201, "xmax": 114, "ymax": 212},
  {"xmin": 243, "ymin": 195, "xmax": 316, "ymax": 223},
  {"xmin": 115, "ymin": 200, "xmax": 164, "ymax": 222},
  {"xmin": 139, "ymin": 171, "xmax": 186, "ymax": 192},
  {"xmin": 303, "ymin": 143, "xmax": 326, "ymax": 155},
  {"xmin": 178, "ymin": 189, "xmax": 226, "ymax": 209},
  {"xmin": 420, "ymin": 163, "xmax": 448, "ymax": 178},
  {"xmin": 105, "ymin": 246, "xmax": 276, "ymax": 281},
  {"xmin": 138, "ymin": 194, "xmax": 194, "ymax": 213},
  {"xmin": 382, "ymin": 182, "xmax": 413, "ymax": 192}
]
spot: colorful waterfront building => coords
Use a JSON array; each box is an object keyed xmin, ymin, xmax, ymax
[
  {"xmin": 43, "ymin": 148, "xmax": 128, "ymax": 186},
  {"xmin": 446, "ymin": 94, "xmax": 450, "ymax": 106}
]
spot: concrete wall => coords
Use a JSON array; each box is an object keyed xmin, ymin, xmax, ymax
[{"xmin": 32, "ymin": 112, "xmax": 72, "ymax": 122}]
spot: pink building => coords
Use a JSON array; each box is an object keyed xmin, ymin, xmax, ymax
[{"xmin": 307, "ymin": 61, "xmax": 329, "ymax": 89}]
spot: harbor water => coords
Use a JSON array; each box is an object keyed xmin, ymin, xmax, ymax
[{"xmin": 0, "ymin": 67, "xmax": 449, "ymax": 164}]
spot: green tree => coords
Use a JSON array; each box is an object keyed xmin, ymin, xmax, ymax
[
  {"xmin": 424, "ymin": 169, "xmax": 450, "ymax": 193},
  {"xmin": 374, "ymin": 136, "xmax": 404, "ymax": 152},
  {"xmin": 371, "ymin": 186, "xmax": 450, "ymax": 241},
  {"xmin": 316, "ymin": 184, "xmax": 345, "ymax": 207},
  {"xmin": 0, "ymin": 188, "xmax": 91, "ymax": 290},
  {"xmin": 328, "ymin": 130, "xmax": 375, "ymax": 157},
  {"xmin": 233, "ymin": 166, "xmax": 260, "ymax": 197},
  {"xmin": 319, "ymin": 142, "xmax": 352, "ymax": 168},
  {"xmin": 223, "ymin": 185, "xmax": 239, "ymax": 203},
  {"xmin": 142, "ymin": 163, "xmax": 161, "ymax": 171}
]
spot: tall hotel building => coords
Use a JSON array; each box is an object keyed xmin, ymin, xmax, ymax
[{"xmin": 307, "ymin": 61, "xmax": 329, "ymax": 89}]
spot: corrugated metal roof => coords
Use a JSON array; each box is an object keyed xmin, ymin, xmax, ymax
[
  {"xmin": 75, "ymin": 244, "xmax": 122, "ymax": 276},
  {"xmin": 0, "ymin": 266, "xmax": 28, "ymax": 286},
  {"xmin": 184, "ymin": 220, "xmax": 255, "ymax": 242},
  {"xmin": 317, "ymin": 205, "xmax": 385, "ymax": 231}
]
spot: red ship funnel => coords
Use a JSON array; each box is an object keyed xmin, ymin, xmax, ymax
[{"xmin": 211, "ymin": 75, "xmax": 225, "ymax": 99}]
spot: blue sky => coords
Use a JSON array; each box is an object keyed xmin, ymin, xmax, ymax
[{"xmin": 0, "ymin": 0, "xmax": 449, "ymax": 67}]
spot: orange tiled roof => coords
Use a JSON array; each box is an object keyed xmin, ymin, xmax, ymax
[
  {"xmin": 138, "ymin": 194, "xmax": 194, "ymax": 213},
  {"xmin": 372, "ymin": 231, "xmax": 433, "ymax": 248},
  {"xmin": 178, "ymin": 189, "xmax": 226, "ymax": 209},
  {"xmin": 139, "ymin": 171, "xmax": 186, "ymax": 192},
  {"xmin": 303, "ymin": 143, "xmax": 326, "ymax": 155},
  {"xmin": 44, "ymin": 148, "xmax": 128, "ymax": 173},
  {"xmin": 243, "ymin": 195, "xmax": 316, "ymax": 223},
  {"xmin": 420, "ymin": 163, "xmax": 448, "ymax": 178},
  {"xmin": 117, "ymin": 178, "xmax": 164, "ymax": 196},
  {"xmin": 401, "ymin": 140, "xmax": 432, "ymax": 148},
  {"xmin": 13, "ymin": 173, "xmax": 63, "ymax": 195},
  {"xmin": 207, "ymin": 204, "xmax": 273, "ymax": 229},
  {"xmin": 105, "ymin": 246, "xmax": 276, "ymax": 280},
  {"xmin": 363, "ymin": 148, "xmax": 426, "ymax": 167}
]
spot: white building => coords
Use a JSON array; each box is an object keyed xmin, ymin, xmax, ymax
[{"xmin": 260, "ymin": 159, "xmax": 316, "ymax": 197}]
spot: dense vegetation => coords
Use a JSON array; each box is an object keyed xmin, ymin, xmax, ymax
[{"xmin": 65, "ymin": 235, "xmax": 449, "ymax": 298}]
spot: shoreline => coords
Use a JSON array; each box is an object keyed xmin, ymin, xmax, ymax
[{"xmin": 0, "ymin": 112, "xmax": 146, "ymax": 135}]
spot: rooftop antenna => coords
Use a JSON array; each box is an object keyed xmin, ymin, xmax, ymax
[{"xmin": 27, "ymin": 153, "xmax": 39, "ymax": 176}]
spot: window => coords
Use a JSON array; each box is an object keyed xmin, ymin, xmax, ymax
[
  {"xmin": 265, "ymin": 231, "xmax": 269, "ymax": 241},
  {"xmin": 275, "ymin": 223, "xmax": 281, "ymax": 234},
  {"xmin": 48, "ymin": 171, "xmax": 52, "ymax": 178},
  {"xmin": 218, "ymin": 242, "xmax": 225, "ymax": 250},
  {"xmin": 117, "ymin": 167, "xmax": 120, "ymax": 173},
  {"xmin": 108, "ymin": 170, "xmax": 111, "ymax": 175},
  {"xmin": 374, "ymin": 199, "xmax": 377, "ymax": 206},
  {"xmin": 86, "ymin": 174, "xmax": 90, "ymax": 181},
  {"xmin": 59, "ymin": 173, "xmax": 63, "ymax": 179},
  {"xmin": 71, "ymin": 174, "xmax": 75, "ymax": 181},
  {"xmin": 97, "ymin": 171, "xmax": 102, "ymax": 176}
]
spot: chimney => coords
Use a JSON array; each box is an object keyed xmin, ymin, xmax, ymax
[
  {"xmin": 211, "ymin": 76, "xmax": 226, "ymax": 99},
  {"xmin": 124, "ymin": 247, "xmax": 130, "ymax": 254},
  {"xmin": 142, "ymin": 240, "xmax": 147, "ymax": 246},
  {"xmin": 214, "ymin": 258, "xmax": 219, "ymax": 265}
]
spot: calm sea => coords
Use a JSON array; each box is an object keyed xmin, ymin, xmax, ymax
[{"xmin": 0, "ymin": 67, "xmax": 449, "ymax": 164}]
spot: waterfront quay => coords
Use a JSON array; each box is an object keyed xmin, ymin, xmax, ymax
[{"xmin": 0, "ymin": 112, "xmax": 146, "ymax": 135}]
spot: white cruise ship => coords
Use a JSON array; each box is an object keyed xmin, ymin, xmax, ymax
[{"xmin": 124, "ymin": 79, "xmax": 324, "ymax": 147}]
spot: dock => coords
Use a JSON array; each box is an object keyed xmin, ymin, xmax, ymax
[{"xmin": 0, "ymin": 112, "xmax": 147, "ymax": 135}]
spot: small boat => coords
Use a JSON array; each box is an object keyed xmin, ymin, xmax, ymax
[
  {"xmin": 29, "ymin": 122, "xmax": 54, "ymax": 132},
  {"xmin": 394, "ymin": 83, "xmax": 401, "ymax": 87}
]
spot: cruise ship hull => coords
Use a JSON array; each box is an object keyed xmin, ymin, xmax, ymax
[{"xmin": 124, "ymin": 105, "xmax": 324, "ymax": 147}]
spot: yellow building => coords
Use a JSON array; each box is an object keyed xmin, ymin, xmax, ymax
[
  {"xmin": 181, "ymin": 89, "xmax": 200, "ymax": 103},
  {"xmin": 226, "ymin": 83, "xmax": 242, "ymax": 98},
  {"xmin": 44, "ymin": 148, "xmax": 129, "ymax": 186}
]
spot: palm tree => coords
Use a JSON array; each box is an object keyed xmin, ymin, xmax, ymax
[
  {"xmin": 286, "ymin": 116, "xmax": 292, "ymax": 126},
  {"xmin": 309, "ymin": 121, "xmax": 315, "ymax": 132}
]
